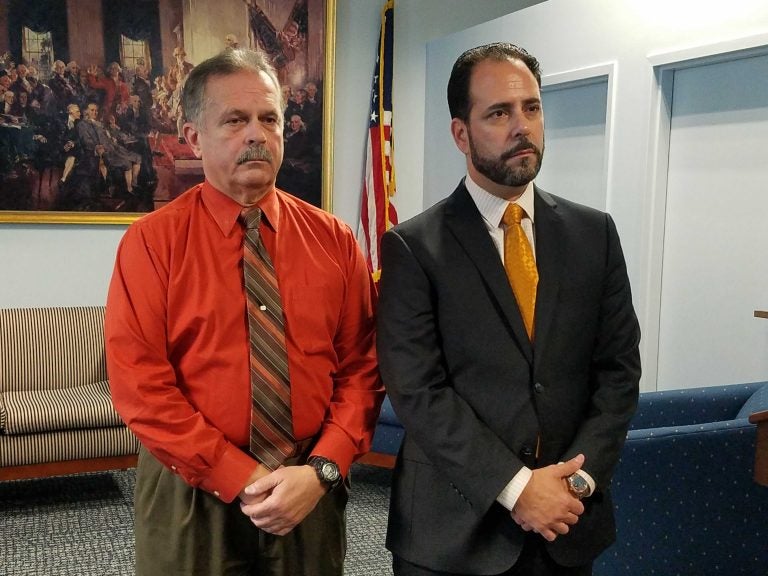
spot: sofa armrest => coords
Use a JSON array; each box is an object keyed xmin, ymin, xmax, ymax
[{"xmin": 629, "ymin": 382, "xmax": 767, "ymax": 430}]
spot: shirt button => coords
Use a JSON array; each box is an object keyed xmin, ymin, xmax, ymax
[
  {"xmin": 213, "ymin": 491, "xmax": 220, "ymax": 498},
  {"xmin": 534, "ymin": 382, "xmax": 544, "ymax": 394},
  {"xmin": 521, "ymin": 446, "xmax": 534, "ymax": 457}
]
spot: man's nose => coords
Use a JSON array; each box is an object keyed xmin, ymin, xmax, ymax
[
  {"xmin": 245, "ymin": 122, "xmax": 267, "ymax": 145},
  {"xmin": 511, "ymin": 112, "xmax": 531, "ymax": 138}
]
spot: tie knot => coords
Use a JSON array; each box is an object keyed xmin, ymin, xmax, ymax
[
  {"xmin": 503, "ymin": 203, "xmax": 526, "ymax": 226},
  {"xmin": 241, "ymin": 207, "xmax": 262, "ymax": 230}
]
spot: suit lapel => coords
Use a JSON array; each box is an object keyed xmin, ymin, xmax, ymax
[
  {"xmin": 444, "ymin": 183, "xmax": 533, "ymax": 362},
  {"xmin": 532, "ymin": 187, "xmax": 565, "ymax": 353}
]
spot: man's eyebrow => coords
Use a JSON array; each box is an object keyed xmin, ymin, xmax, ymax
[
  {"xmin": 485, "ymin": 97, "xmax": 541, "ymax": 111},
  {"xmin": 219, "ymin": 107, "xmax": 248, "ymax": 117},
  {"xmin": 486, "ymin": 102, "xmax": 513, "ymax": 112}
]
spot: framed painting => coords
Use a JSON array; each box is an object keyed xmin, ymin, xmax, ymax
[{"xmin": 0, "ymin": 0, "xmax": 335, "ymax": 224}]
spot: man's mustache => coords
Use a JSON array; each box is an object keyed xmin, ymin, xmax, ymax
[
  {"xmin": 501, "ymin": 138, "xmax": 541, "ymax": 161},
  {"xmin": 236, "ymin": 145, "xmax": 273, "ymax": 164}
]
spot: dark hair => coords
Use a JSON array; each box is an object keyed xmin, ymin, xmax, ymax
[
  {"xmin": 447, "ymin": 42, "xmax": 542, "ymax": 121},
  {"xmin": 181, "ymin": 48, "xmax": 283, "ymax": 125}
]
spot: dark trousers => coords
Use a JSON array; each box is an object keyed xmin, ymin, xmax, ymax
[
  {"xmin": 134, "ymin": 447, "xmax": 348, "ymax": 576},
  {"xmin": 392, "ymin": 533, "xmax": 593, "ymax": 576}
]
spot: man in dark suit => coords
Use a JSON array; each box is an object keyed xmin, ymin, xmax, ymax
[
  {"xmin": 377, "ymin": 42, "xmax": 641, "ymax": 576},
  {"xmin": 50, "ymin": 60, "xmax": 79, "ymax": 115}
]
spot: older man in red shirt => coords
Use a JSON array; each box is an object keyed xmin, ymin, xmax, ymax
[{"xmin": 105, "ymin": 48, "xmax": 383, "ymax": 576}]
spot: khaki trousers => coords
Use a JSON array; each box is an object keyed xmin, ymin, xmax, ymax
[{"xmin": 134, "ymin": 447, "xmax": 348, "ymax": 576}]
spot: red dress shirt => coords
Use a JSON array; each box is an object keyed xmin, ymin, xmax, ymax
[{"xmin": 105, "ymin": 182, "xmax": 383, "ymax": 503}]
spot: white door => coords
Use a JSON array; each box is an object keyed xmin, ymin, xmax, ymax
[
  {"xmin": 657, "ymin": 53, "xmax": 768, "ymax": 390},
  {"xmin": 538, "ymin": 79, "xmax": 609, "ymax": 211}
]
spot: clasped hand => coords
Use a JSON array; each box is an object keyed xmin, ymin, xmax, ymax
[
  {"xmin": 239, "ymin": 465, "xmax": 327, "ymax": 536},
  {"xmin": 511, "ymin": 454, "xmax": 586, "ymax": 542}
]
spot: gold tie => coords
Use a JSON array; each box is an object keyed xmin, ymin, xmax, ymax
[{"xmin": 502, "ymin": 203, "xmax": 538, "ymax": 340}]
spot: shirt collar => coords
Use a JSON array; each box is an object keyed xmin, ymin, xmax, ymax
[
  {"xmin": 464, "ymin": 172, "xmax": 535, "ymax": 228},
  {"xmin": 201, "ymin": 181, "xmax": 281, "ymax": 236}
]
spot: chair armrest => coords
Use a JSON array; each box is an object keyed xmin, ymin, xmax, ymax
[
  {"xmin": 630, "ymin": 382, "xmax": 767, "ymax": 429},
  {"xmin": 619, "ymin": 419, "xmax": 757, "ymax": 489}
]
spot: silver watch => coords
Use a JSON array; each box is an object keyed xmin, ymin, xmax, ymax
[{"xmin": 567, "ymin": 472, "xmax": 590, "ymax": 499}]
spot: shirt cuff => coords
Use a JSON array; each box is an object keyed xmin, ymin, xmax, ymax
[
  {"xmin": 496, "ymin": 466, "xmax": 533, "ymax": 511},
  {"xmin": 198, "ymin": 443, "xmax": 260, "ymax": 504},
  {"xmin": 310, "ymin": 427, "xmax": 358, "ymax": 479}
]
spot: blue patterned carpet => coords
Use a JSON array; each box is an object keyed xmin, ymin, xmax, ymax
[{"xmin": 0, "ymin": 463, "xmax": 393, "ymax": 576}]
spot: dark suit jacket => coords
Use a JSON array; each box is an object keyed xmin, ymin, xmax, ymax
[{"xmin": 377, "ymin": 181, "xmax": 641, "ymax": 574}]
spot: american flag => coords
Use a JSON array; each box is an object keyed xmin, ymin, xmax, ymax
[{"xmin": 357, "ymin": 0, "xmax": 397, "ymax": 282}]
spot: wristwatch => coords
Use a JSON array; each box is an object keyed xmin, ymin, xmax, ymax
[
  {"xmin": 307, "ymin": 456, "xmax": 342, "ymax": 490},
  {"xmin": 567, "ymin": 472, "xmax": 590, "ymax": 499}
]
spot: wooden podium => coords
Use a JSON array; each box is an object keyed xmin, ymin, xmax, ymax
[
  {"xmin": 750, "ymin": 410, "xmax": 768, "ymax": 486},
  {"xmin": 752, "ymin": 310, "xmax": 768, "ymax": 486}
]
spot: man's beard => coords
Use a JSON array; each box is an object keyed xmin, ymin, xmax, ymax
[{"xmin": 468, "ymin": 132, "xmax": 544, "ymax": 188}]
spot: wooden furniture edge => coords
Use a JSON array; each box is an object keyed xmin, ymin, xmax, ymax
[
  {"xmin": 357, "ymin": 451, "xmax": 396, "ymax": 469},
  {"xmin": 750, "ymin": 410, "xmax": 768, "ymax": 487},
  {"xmin": 0, "ymin": 454, "xmax": 138, "ymax": 482},
  {"xmin": 749, "ymin": 410, "xmax": 768, "ymax": 424}
]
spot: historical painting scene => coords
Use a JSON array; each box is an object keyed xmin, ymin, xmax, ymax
[{"xmin": 0, "ymin": 0, "xmax": 326, "ymax": 214}]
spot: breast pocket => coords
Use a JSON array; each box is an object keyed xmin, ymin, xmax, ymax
[{"xmin": 285, "ymin": 284, "xmax": 340, "ymax": 355}]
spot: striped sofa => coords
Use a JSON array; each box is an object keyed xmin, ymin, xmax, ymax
[{"xmin": 0, "ymin": 306, "xmax": 139, "ymax": 481}]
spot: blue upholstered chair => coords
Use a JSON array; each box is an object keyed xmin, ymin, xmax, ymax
[
  {"xmin": 370, "ymin": 395, "xmax": 404, "ymax": 458},
  {"xmin": 595, "ymin": 381, "xmax": 768, "ymax": 576}
]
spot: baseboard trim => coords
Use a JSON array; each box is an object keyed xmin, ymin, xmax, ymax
[{"xmin": 0, "ymin": 454, "xmax": 139, "ymax": 482}]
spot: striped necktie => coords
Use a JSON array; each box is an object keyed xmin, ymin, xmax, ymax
[
  {"xmin": 241, "ymin": 207, "xmax": 295, "ymax": 470},
  {"xmin": 502, "ymin": 203, "xmax": 538, "ymax": 340}
]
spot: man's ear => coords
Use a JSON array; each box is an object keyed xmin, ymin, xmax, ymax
[
  {"xmin": 450, "ymin": 117, "xmax": 470, "ymax": 155},
  {"xmin": 183, "ymin": 122, "xmax": 203, "ymax": 158}
]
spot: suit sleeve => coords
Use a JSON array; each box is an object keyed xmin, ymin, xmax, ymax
[
  {"xmin": 377, "ymin": 229, "xmax": 522, "ymax": 516},
  {"xmin": 562, "ymin": 214, "xmax": 641, "ymax": 488}
]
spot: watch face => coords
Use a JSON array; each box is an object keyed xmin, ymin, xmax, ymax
[
  {"xmin": 569, "ymin": 474, "xmax": 588, "ymax": 495},
  {"xmin": 321, "ymin": 462, "xmax": 340, "ymax": 482}
]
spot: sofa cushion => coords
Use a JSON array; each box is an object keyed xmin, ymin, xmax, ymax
[
  {"xmin": 0, "ymin": 381, "xmax": 123, "ymax": 435},
  {"xmin": 737, "ymin": 383, "xmax": 768, "ymax": 419},
  {"xmin": 0, "ymin": 306, "xmax": 108, "ymax": 393}
]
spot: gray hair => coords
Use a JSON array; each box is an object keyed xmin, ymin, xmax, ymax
[{"xmin": 181, "ymin": 48, "xmax": 283, "ymax": 126}]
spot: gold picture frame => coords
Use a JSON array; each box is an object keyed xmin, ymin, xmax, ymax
[{"xmin": 0, "ymin": 0, "xmax": 336, "ymax": 224}]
